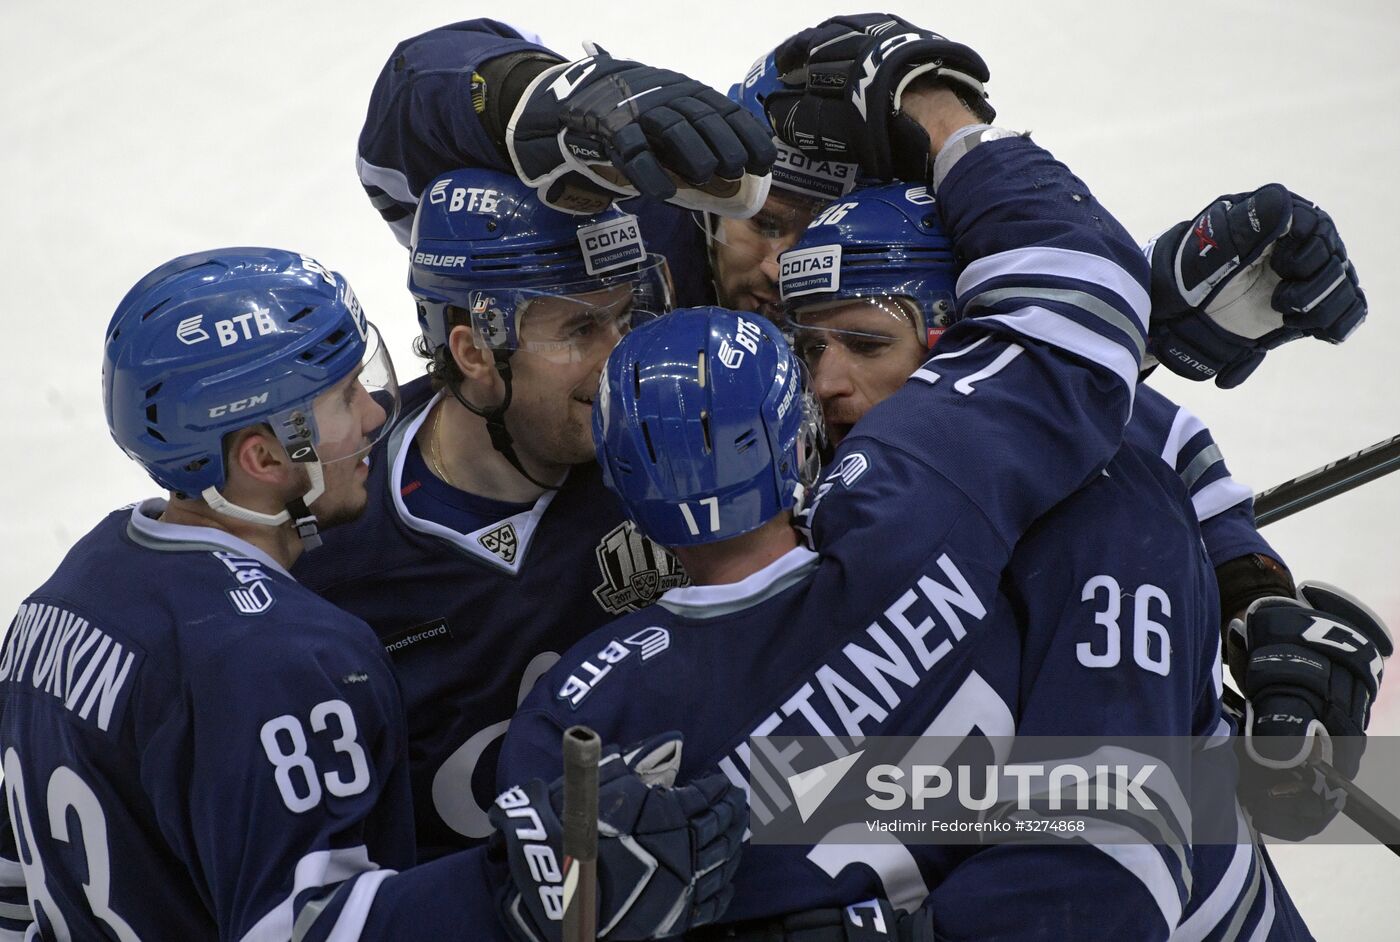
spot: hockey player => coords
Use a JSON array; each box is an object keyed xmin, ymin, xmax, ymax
[
  {"xmin": 779, "ymin": 185, "xmax": 1392, "ymax": 937},
  {"xmin": 0, "ymin": 249, "xmax": 744, "ymax": 940},
  {"xmin": 488, "ymin": 63, "xmax": 1224, "ymax": 936}
]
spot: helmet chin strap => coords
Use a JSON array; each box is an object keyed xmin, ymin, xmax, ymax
[
  {"xmin": 200, "ymin": 460, "xmax": 326, "ymax": 550},
  {"xmin": 448, "ymin": 353, "xmax": 563, "ymax": 492}
]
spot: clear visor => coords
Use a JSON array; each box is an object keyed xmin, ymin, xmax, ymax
[
  {"xmin": 306, "ymin": 322, "xmax": 401, "ymax": 466},
  {"xmin": 786, "ymin": 295, "xmax": 942, "ymax": 373},
  {"xmin": 792, "ymin": 366, "xmax": 826, "ymax": 491},
  {"xmin": 464, "ymin": 256, "xmax": 673, "ymax": 365},
  {"xmin": 702, "ymin": 189, "xmax": 832, "ymax": 323}
]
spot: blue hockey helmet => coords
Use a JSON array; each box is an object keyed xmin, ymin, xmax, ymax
[
  {"xmin": 408, "ymin": 168, "xmax": 673, "ymax": 361},
  {"xmin": 593, "ymin": 306, "xmax": 823, "ymax": 547},
  {"xmin": 780, "ymin": 182, "xmax": 958, "ymax": 352},
  {"xmin": 103, "ymin": 248, "xmax": 400, "ymax": 539}
]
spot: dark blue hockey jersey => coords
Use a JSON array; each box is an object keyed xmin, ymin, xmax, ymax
[
  {"xmin": 0, "ymin": 502, "xmax": 515, "ymax": 941},
  {"xmin": 294, "ymin": 376, "xmax": 686, "ymax": 861},
  {"xmin": 1128, "ymin": 384, "xmax": 1279, "ymax": 568}
]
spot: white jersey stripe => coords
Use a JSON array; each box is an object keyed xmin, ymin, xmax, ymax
[
  {"xmin": 321, "ymin": 869, "xmax": 396, "ymax": 942},
  {"xmin": 956, "ymin": 245, "xmax": 1151, "ymax": 331},
  {"xmin": 1172, "ymin": 805, "xmax": 1253, "ymax": 941},
  {"xmin": 978, "ymin": 307, "xmax": 1141, "ymax": 393},
  {"xmin": 1097, "ymin": 842, "xmax": 1183, "ymax": 931},
  {"xmin": 1192, "ymin": 477, "xmax": 1255, "ymax": 523},
  {"xmin": 239, "ymin": 846, "xmax": 381, "ymax": 942},
  {"xmin": 1160, "ymin": 405, "xmax": 1208, "ymax": 470},
  {"xmin": 1244, "ymin": 844, "xmax": 1277, "ymax": 942}
]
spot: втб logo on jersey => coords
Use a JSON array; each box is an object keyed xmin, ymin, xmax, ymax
[
  {"xmin": 592, "ymin": 521, "xmax": 688, "ymax": 614},
  {"xmin": 216, "ymin": 551, "xmax": 276, "ymax": 615},
  {"xmin": 557, "ymin": 626, "xmax": 672, "ymax": 708}
]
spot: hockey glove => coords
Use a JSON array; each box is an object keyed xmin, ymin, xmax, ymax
[
  {"xmin": 1230, "ymin": 581, "xmax": 1392, "ymax": 839},
  {"xmin": 1147, "ymin": 184, "xmax": 1367, "ymax": 387},
  {"xmin": 764, "ymin": 13, "xmax": 993, "ymax": 182},
  {"xmin": 506, "ymin": 45, "xmax": 775, "ymax": 217},
  {"xmin": 691, "ymin": 898, "xmax": 934, "ymax": 942},
  {"xmin": 490, "ymin": 733, "xmax": 747, "ymax": 941}
]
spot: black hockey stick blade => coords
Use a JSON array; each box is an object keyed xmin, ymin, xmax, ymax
[
  {"xmin": 562, "ymin": 725, "xmax": 601, "ymax": 942},
  {"xmin": 1253, "ymin": 433, "xmax": 1400, "ymax": 527}
]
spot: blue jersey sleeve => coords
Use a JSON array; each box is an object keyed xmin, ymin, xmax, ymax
[
  {"xmin": 1128, "ymin": 384, "xmax": 1283, "ymax": 566},
  {"xmin": 815, "ymin": 134, "xmax": 1150, "ymax": 557},
  {"xmin": 357, "ymin": 19, "xmax": 560, "ymax": 245}
]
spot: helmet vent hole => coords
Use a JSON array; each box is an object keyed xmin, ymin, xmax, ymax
[
  {"xmin": 640, "ymin": 421, "xmax": 658, "ymax": 464},
  {"xmin": 145, "ymin": 404, "xmax": 158, "ymax": 424},
  {"xmin": 700, "ymin": 411, "xmax": 712, "ymax": 453},
  {"xmin": 146, "ymin": 427, "xmax": 167, "ymax": 443},
  {"xmin": 288, "ymin": 306, "xmax": 314, "ymax": 323},
  {"xmin": 144, "ymin": 382, "xmax": 162, "ymax": 400},
  {"xmin": 184, "ymin": 457, "xmax": 208, "ymax": 473},
  {"xmin": 696, "ymin": 350, "xmax": 707, "ymax": 388},
  {"xmin": 734, "ymin": 430, "xmax": 758, "ymax": 453},
  {"xmin": 323, "ymin": 328, "xmax": 347, "ymax": 346},
  {"xmin": 139, "ymin": 301, "xmax": 167, "ymax": 322},
  {"xmin": 632, "ymin": 362, "xmax": 643, "ymax": 398}
]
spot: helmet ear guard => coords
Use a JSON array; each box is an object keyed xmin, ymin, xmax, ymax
[{"xmin": 593, "ymin": 307, "xmax": 823, "ymax": 547}]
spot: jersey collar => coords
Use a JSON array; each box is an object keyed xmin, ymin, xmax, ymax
[
  {"xmin": 125, "ymin": 499, "xmax": 293, "ymax": 578},
  {"xmin": 657, "ymin": 544, "xmax": 818, "ymax": 619},
  {"xmin": 385, "ymin": 389, "xmax": 561, "ymax": 575}
]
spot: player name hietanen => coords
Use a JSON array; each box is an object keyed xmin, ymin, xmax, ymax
[
  {"xmin": 0, "ymin": 602, "xmax": 139, "ymax": 733},
  {"xmin": 719, "ymin": 552, "xmax": 986, "ymax": 822}
]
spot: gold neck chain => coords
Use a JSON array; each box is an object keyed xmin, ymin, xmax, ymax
[{"xmin": 426, "ymin": 402, "xmax": 461, "ymax": 491}]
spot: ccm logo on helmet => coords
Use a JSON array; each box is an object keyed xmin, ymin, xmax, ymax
[{"xmin": 208, "ymin": 393, "xmax": 270, "ymax": 418}]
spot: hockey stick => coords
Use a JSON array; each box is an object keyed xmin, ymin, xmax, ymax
[
  {"xmin": 1252, "ymin": 432, "xmax": 1400, "ymax": 527},
  {"xmin": 561, "ymin": 725, "xmax": 601, "ymax": 942},
  {"xmin": 1221, "ymin": 688, "xmax": 1400, "ymax": 855},
  {"xmin": 1244, "ymin": 442, "xmax": 1400, "ymax": 856}
]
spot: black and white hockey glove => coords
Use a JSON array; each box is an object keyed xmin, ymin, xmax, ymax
[
  {"xmin": 763, "ymin": 13, "xmax": 993, "ymax": 182},
  {"xmin": 506, "ymin": 45, "xmax": 775, "ymax": 217},
  {"xmin": 1230, "ymin": 581, "xmax": 1392, "ymax": 839},
  {"xmin": 1147, "ymin": 184, "xmax": 1367, "ymax": 387},
  {"xmin": 490, "ymin": 733, "xmax": 746, "ymax": 941}
]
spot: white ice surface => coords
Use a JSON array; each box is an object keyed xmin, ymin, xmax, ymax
[{"xmin": 2, "ymin": 2, "xmax": 1397, "ymax": 937}]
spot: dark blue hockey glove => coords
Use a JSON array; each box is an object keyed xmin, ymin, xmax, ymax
[
  {"xmin": 490, "ymin": 733, "xmax": 747, "ymax": 941},
  {"xmin": 505, "ymin": 45, "xmax": 775, "ymax": 217},
  {"xmin": 691, "ymin": 898, "xmax": 934, "ymax": 942},
  {"xmin": 1148, "ymin": 184, "xmax": 1367, "ymax": 387},
  {"xmin": 763, "ymin": 13, "xmax": 993, "ymax": 182},
  {"xmin": 1230, "ymin": 581, "xmax": 1392, "ymax": 839}
]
